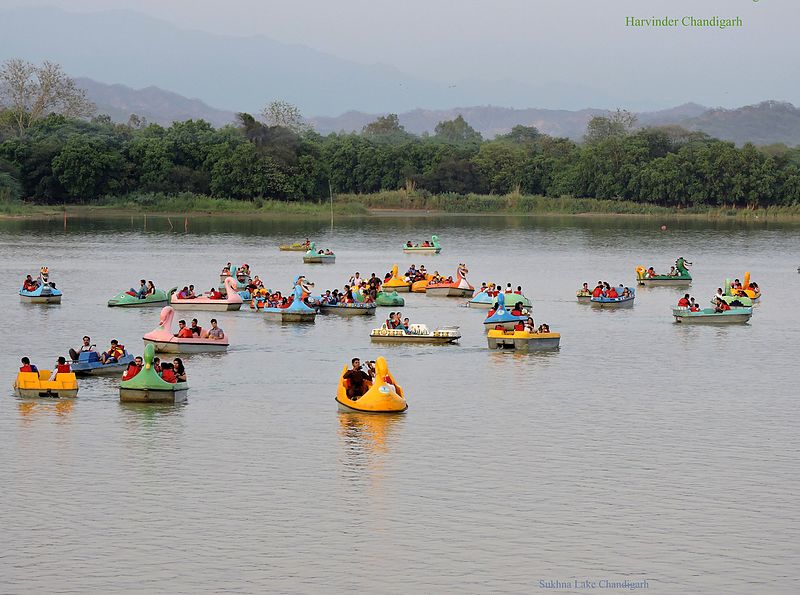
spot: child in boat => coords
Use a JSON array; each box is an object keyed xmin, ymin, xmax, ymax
[
  {"xmin": 99, "ymin": 340, "xmax": 125, "ymax": 364},
  {"xmin": 19, "ymin": 357, "xmax": 39, "ymax": 373},
  {"xmin": 160, "ymin": 362, "xmax": 177, "ymax": 383},
  {"xmin": 48, "ymin": 357, "xmax": 71, "ymax": 381}
]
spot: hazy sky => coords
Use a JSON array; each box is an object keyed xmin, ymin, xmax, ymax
[{"xmin": 3, "ymin": 0, "xmax": 799, "ymax": 109}]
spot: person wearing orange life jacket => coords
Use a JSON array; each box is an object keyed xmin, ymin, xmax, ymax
[
  {"xmin": 174, "ymin": 320, "xmax": 194, "ymax": 338},
  {"xmin": 99, "ymin": 340, "xmax": 125, "ymax": 364},
  {"xmin": 122, "ymin": 356, "xmax": 144, "ymax": 381},
  {"xmin": 677, "ymin": 294, "xmax": 690, "ymax": 307},
  {"xmin": 606, "ymin": 287, "xmax": 619, "ymax": 299},
  {"xmin": 160, "ymin": 362, "xmax": 177, "ymax": 383},
  {"xmin": 592, "ymin": 284, "xmax": 604, "ymax": 298}
]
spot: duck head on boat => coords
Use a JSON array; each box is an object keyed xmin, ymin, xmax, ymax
[
  {"xmin": 383, "ymin": 265, "xmax": 411, "ymax": 292},
  {"xmin": 119, "ymin": 343, "xmax": 188, "ymax": 403},
  {"xmin": 483, "ymin": 292, "xmax": 528, "ymax": 329}
]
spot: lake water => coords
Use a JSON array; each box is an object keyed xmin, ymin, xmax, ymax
[{"xmin": 1, "ymin": 214, "xmax": 798, "ymax": 594}]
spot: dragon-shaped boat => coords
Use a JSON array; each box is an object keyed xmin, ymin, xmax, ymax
[
  {"xmin": 636, "ymin": 257, "xmax": 692, "ymax": 287},
  {"xmin": 108, "ymin": 285, "xmax": 172, "ymax": 307},
  {"xmin": 403, "ymin": 235, "xmax": 441, "ymax": 254},
  {"xmin": 426, "ymin": 264, "xmax": 474, "ymax": 298}
]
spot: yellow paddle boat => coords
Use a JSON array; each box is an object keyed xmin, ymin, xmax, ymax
[
  {"xmin": 411, "ymin": 274, "xmax": 433, "ymax": 293},
  {"xmin": 279, "ymin": 240, "xmax": 311, "ymax": 251},
  {"xmin": 382, "ymin": 265, "xmax": 411, "ymax": 293},
  {"xmin": 335, "ymin": 357, "xmax": 407, "ymax": 413},
  {"xmin": 13, "ymin": 369, "xmax": 79, "ymax": 398},
  {"xmin": 726, "ymin": 272, "xmax": 761, "ymax": 300},
  {"xmin": 487, "ymin": 328, "xmax": 561, "ymax": 351}
]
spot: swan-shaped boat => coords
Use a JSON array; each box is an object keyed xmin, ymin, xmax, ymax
[
  {"xmin": 590, "ymin": 288, "xmax": 635, "ymax": 308},
  {"xmin": 219, "ymin": 264, "xmax": 251, "ymax": 299},
  {"xmin": 119, "ymin": 343, "xmax": 188, "ymax": 404},
  {"xmin": 143, "ymin": 306, "xmax": 229, "ymax": 353},
  {"xmin": 725, "ymin": 272, "xmax": 761, "ymax": 300},
  {"xmin": 303, "ymin": 242, "xmax": 335, "ymax": 264},
  {"xmin": 335, "ymin": 357, "xmax": 407, "ymax": 413},
  {"xmin": 426, "ymin": 264, "xmax": 474, "ymax": 297},
  {"xmin": 483, "ymin": 292, "xmax": 528, "ymax": 329},
  {"xmin": 403, "ymin": 235, "xmax": 441, "ymax": 253},
  {"xmin": 261, "ymin": 275, "xmax": 317, "ymax": 322},
  {"xmin": 14, "ymin": 368, "xmax": 78, "ymax": 398},
  {"xmin": 673, "ymin": 306, "xmax": 753, "ymax": 324},
  {"xmin": 469, "ymin": 289, "xmax": 532, "ymax": 309},
  {"xmin": 279, "ymin": 240, "xmax": 311, "ymax": 251},
  {"xmin": 70, "ymin": 349, "xmax": 134, "ymax": 376},
  {"xmin": 382, "ymin": 265, "xmax": 411, "ymax": 293},
  {"xmin": 487, "ymin": 329, "xmax": 561, "ymax": 351},
  {"xmin": 171, "ymin": 276, "xmax": 243, "ymax": 311},
  {"xmin": 19, "ymin": 267, "xmax": 62, "ymax": 303},
  {"xmin": 636, "ymin": 257, "xmax": 692, "ymax": 286},
  {"xmin": 108, "ymin": 286, "xmax": 172, "ymax": 307},
  {"xmin": 370, "ymin": 323, "xmax": 461, "ymax": 344}
]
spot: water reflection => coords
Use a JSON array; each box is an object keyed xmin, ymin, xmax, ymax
[
  {"xmin": 17, "ymin": 397, "xmax": 75, "ymax": 421},
  {"xmin": 337, "ymin": 411, "xmax": 405, "ymax": 457}
]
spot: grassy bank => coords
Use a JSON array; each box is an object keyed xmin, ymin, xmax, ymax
[{"xmin": 3, "ymin": 191, "xmax": 800, "ymax": 220}]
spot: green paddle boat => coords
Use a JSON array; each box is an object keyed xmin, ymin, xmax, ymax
[
  {"xmin": 108, "ymin": 286, "xmax": 174, "ymax": 307},
  {"xmin": 636, "ymin": 257, "xmax": 692, "ymax": 286},
  {"xmin": 119, "ymin": 343, "xmax": 188, "ymax": 404}
]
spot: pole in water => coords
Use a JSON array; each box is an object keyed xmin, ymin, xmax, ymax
[
  {"xmin": 184, "ymin": 216, "xmax": 188, "ymax": 233},
  {"xmin": 329, "ymin": 181, "xmax": 334, "ymax": 229}
]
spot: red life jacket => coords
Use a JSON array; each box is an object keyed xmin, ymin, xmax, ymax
[
  {"xmin": 161, "ymin": 369, "xmax": 177, "ymax": 383},
  {"xmin": 592, "ymin": 287, "xmax": 603, "ymax": 297},
  {"xmin": 607, "ymin": 289, "xmax": 619, "ymax": 298},
  {"xmin": 57, "ymin": 364, "xmax": 71, "ymax": 373},
  {"xmin": 177, "ymin": 328, "xmax": 193, "ymax": 338},
  {"xmin": 677, "ymin": 298, "xmax": 689, "ymax": 307},
  {"xmin": 20, "ymin": 364, "xmax": 33, "ymax": 372},
  {"xmin": 513, "ymin": 323, "xmax": 524, "ymax": 331},
  {"xmin": 720, "ymin": 302, "xmax": 731, "ymax": 311}
]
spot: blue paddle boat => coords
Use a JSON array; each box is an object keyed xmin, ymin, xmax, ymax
[
  {"xmin": 591, "ymin": 287, "xmax": 635, "ymax": 308},
  {"xmin": 70, "ymin": 349, "xmax": 134, "ymax": 376},
  {"xmin": 469, "ymin": 289, "xmax": 532, "ymax": 309},
  {"xmin": 261, "ymin": 276, "xmax": 317, "ymax": 322},
  {"xmin": 483, "ymin": 292, "xmax": 529, "ymax": 330},
  {"xmin": 20, "ymin": 267, "xmax": 63, "ymax": 303}
]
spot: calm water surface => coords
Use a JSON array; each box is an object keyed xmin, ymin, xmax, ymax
[{"xmin": 0, "ymin": 215, "xmax": 798, "ymax": 594}]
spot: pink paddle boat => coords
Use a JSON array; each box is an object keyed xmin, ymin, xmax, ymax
[
  {"xmin": 171, "ymin": 276, "xmax": 243, "ymax": 311},
  {"xmin": 143, "ymin": 306, "xmax": 230, "ymax": 353}
]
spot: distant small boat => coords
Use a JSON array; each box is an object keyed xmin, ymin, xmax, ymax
[
  {"xmin": 316, "ymin": 300, "xmax": 377, "ymax": 316},
  {"xmin": 403, "ymin": 235, "xmax": 441, "ymax": 253},
  {"xmin": 280, "ymin": 241, "xmax": 311, "ymax": 251},
  {"xmin": 70, "ymin": 350, "xmax": 134, "ymax": 376},
  {"xmin": 171, "ymin": 277, "xmax": 243, "ymax": 311},
  {"xmin": 426, "ymin": 264, "xmax": 474, "ymax": 298},
  {"xmin": 303, "ymin": 242, "xmax": 335, "ymax": 264},
  {"xmin": 19, "ymin": 267, "xmax": 62, "ymax": 304},
  {"xmin": 370, "ymin": 323, "xmax": 461, "ymax": 344},
  {"xmin": 636, "ymin": 257, "xmax": 692, "ymax": 286},
  {"xmin": 590, "ymin": 288, "xmax": 635, "ymax": 308},
  {"xmin": 487, "ymin": 329, "xmax": 560, "ymax": 351}
]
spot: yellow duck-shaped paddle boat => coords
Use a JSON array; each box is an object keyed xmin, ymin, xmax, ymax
[
  {"xmin": 382, "ymin": 265, "xmax": 412, "ymax": 293},
  {"xmin": 335, "ymin": 356, "xmax": 407, "ymax": 413}
]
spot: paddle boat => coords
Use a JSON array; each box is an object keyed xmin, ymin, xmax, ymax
[
  {"xmin": 710, "ymin": 286, "xmax": 753, "ymax": 308},
  {"xmin": 411, "ymin": 274, "xmax": 433, "ymax": 293},
  {"xmin": 483, "ymin": 292, "xmax": 529, "ymax": 330},
  {"xmin": 171, "ymin": 276, "xmax": 243, "ymax": 311},
  {"xmin": 335, "ymin": 357, "xmax": 407, "ymax": 413},
  {"xmin": 19, "ymin": 267, "xmax": 62, "ymax": 303},
  {"xmin": 382, "ymin": 265, "xmax": 412, "ymax": 293},
  {"xmin": 725, "ymin": 272, "xmax": 761, "ymax": 301},
  {"xmin": 303, "ymin": 242, "xmax": 336, "ymax": 264},
  {"xmin": 576, "ymin": 289, "xmax": 592, "ymax": 303},
  {"xmin": 119, "ymin": 344, "xmax": 188, "ymax": 404},
  {"xmin": 108, "ymin": 285, "xmax": 172, "ymax": 307},
  {"xmin": 218, "ymin": 264, "xmax": 253, "ymax": 299},
  {"xmin": 370, "ymin": 323, "xmax": 461, "ymax": 344},
  {"xmin": 260, "ymin": 275, "xmax": 317, "ymax": 322},
  {"xmin": 403, "ymin": 235, "xmax": 441, "ymax": 254},
  {"xmin": 469, "ymin": 288, "xmax": 532, "ymax": 309},
  {"xmin": 673, "ymin": 306, "xmax": 753, "ymax": 324},
  {"xmin": 426, "ymin": 264, "xmax": 474, "ymax": 298},
  {"xmin": 316, "ymin": 300, "xmax": 377, "ymax": 316},
  {"xmin": 487, "ymin": 329, "xmax": 561, "ymax": 351},
  {"xmin": 143, "ymin": 306, "xmax": 229, "ymax": 353},
  {"xmin": 636, "ymin": 257, "xmax": 692, "ymax": 286},
  {"xmin": 70, "ymin": 349, "xmax": 134, "ymax": 376},
  {"xmin": 14, "ymin": 368, "xmax": 78, "ymax": 398},
  {"xmin": 279, "ymin": 240, "xmax": 311, "ymax": 251},
  {"xmin": 373, "ymin": 290, "xmax": 404, "ymax": 307},
  {"xmin": 590, "ymin": 287, "xmax": 635, "ymax": 308}
]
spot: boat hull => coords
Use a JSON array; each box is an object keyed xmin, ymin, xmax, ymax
[
  {"xmin": 279, "ymin": 245, "xmax": 308, "ymax": 251},
  {"xmin": 336, "ymin": 396, "xmax": 408, "ymax": 413},
  {"xmin": 170, "ymin": 301, "xmax": 242, "ymax": 311},
  {"xmin": 20, "ymin": 294, "xmax": 62, "ymax": 303},
  {"xmin": 637, "ymin": 278, "xmax": 692, "ymax": 287},
  {"xmin": 427, "ymin": 287, "xmax": 473, "ymax": 298},
  {"xmin": 120, "ymin": 386, "xmax": 188, "ymax": 404},
  {"xmin": 72, "ymin": 361, "xmax": 131, "ymax": 377},
  {"xmin": 467, "ymin": 300, "xmax": 492, "ymax": 309},
  {"xmin": 576, "ymin": 295, "xmax": 592, "ymax": 303},
  {"xmin": 487, "ymin": 335, "xmax": 561, "ymax": 351},
  {"xmin": 143, "ymin": 339, "xmax": 229, "ymax": 353},
  {"xmin": 673, "ymin": 311, "xmax": 752, "ymax": 324},
  {"xmin": 262, "ymin": 309, "xmax": 317, "ymax": 322},
  {"xmin": 303, "ymin": 256, "xmax": 336, "ymax": 264},
  {"xmin": 383, "ymin": 284, "xmax": 411, "ymax": 293},
  {"xmin": 591, "ymin": 298, "xmax": 634, "ymax": 308},
  {"xmin": 15, "ymin": 387, "xmax": 78, "ymax": 398},
  {"xmin": 319, "ymin": 305, "xmax": 376, "ymax": 316},
  {"xmin": 402, "ymin": 248, "xmax": 441, "ymax": 254},
  {"xmin": 370, "ymin": 334, "xmax": 460, "ymax": 344}
]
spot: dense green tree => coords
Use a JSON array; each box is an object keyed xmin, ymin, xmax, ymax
[{"xmin": 434, "ymin": 115, "xmax": 482, "ymax": 144}]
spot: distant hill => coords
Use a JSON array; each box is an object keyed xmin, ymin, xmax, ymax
[
  {"xmin": 680, "ymin": 101, "xmax": 800, "ymax": 146},
  {"xmin": 77, "ymin": 78, "xmax": 236, "ymax": 128}
]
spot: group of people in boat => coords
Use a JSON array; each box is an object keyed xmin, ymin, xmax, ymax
[
  {"xmin": 476, "ymin": 282, "xmax": 525, "ymax": 297},
  {"xmin": 402, "ymin": 264, "xmax": 430, "ymax": 283},
  {"xmin": 220, "ymin": 262, "xmax": 251, "ymax": 280},
  {"xmin": 173, "ymin": 318, "xmax": 226, "ymax": 340},
  {"xmin": 66, "ymin": 336, "xmax": 126, "ymax": 364},
  {"xmin": 122, "ymin": 355, "xmax": 187, "ymax": 383},
  {"xmin": 405, "ymin": 240, "xmax": 434, "ymax": 248},
  {"xmin": 643, "ymin": 259, "xmax": 691, "ymax": 278},
  {"xmin": 487, "ymin": 301, "xmax": 528, "ymax": 317},
  {"xmin": 19, "ymin": 356, "xmax": 72, "ymax": 381},
  {"xmin": 176, "ymin": 285, "xmax": 227, "ymax": 300},
  {"xmin": 320, "ymin": 284, "xmax": 375, "ymax": 305},
  {"xmin": 676, "ymin": 294, "xmax": 703, "ymax": 312},
  {"xmin": 21, "ymin": 274, "xmax": 57, "ymax": 292},
  {"xmin": 591, "ymin": 282, "xmax": 633, "ymax": 299},
  {"xmin": 729, "ymin": 278, "xmax": 759, "ymax": 296},
  {"xmin": 314, "ymin": 248, "xmax": 335, "ymax": 255},
  {"xmin": 385, "ymin": 311, "xmax": 412, "ymax": 332},
  {"xmin": 128, "ymin": 280, "xmax": 158, "ymax": 299},
  {"xmin": 249, "ymin": 288, "xmax": 305, "ymax": 309}
]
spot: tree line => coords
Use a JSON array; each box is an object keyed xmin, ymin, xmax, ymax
[{"xmin": 2, "ymin": 59, "xmax": 800, "ymax": 208}]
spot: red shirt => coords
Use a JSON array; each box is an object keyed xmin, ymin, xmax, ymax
[
  {"xmin": 592, "ymin": 287, "xmax": 603, "ymax": 297},
  {"xmin": 161, "ymin": 369, "xmax": 177, "ymax": 383},
  {"xmin": 719, "ymin": 302, "xmax": 731, "ymax": 311},
  {"xmin": 20, "ymin": 364, "xmax": 34, "ymax": 372},
  {"xmin": 677, "ymin": 298, "xmax": 690, "ymax": 307},
  {"xmin": 607, "ymin": 289, "xmax": 618, "ymax": 298},
  {"xmin": 57, "ymin": 364, "xmax": 71, "ymax": 373}
]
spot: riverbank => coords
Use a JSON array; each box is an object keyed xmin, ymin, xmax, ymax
[{"xmin": 3, "ymin": 191, "xmax": 800, "ymax": 220}]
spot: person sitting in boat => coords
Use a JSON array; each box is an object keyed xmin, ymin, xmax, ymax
[
  {"xmin": 406, "ymin": 241, "xmax": 413, "ymax": 247},
  {"xmin": 606, "ymin": 286, "xmax": 619, "ymax": 299},
  {"xmin": 713, "ymin": 298, "xmax": 730, "ymax": 313},
  {"xmin": 524, "ymin": 317, "xmax": 535, "ymax": 333},
  {"xmin": 592, "ymin": 283, "xmax": 604, "ymax": 298},
  {"xmin": 714, "ymin": 288, "xmax": 725, "ymax": 301},
  {"xmin": 174, "ymin": 320, "xmax": 194, "ymax": 338},
  {"xmin": 19, "ymin": 357, "xmax": 39, "ymax": 373},
  {"xmin": 668, "ymin": 266, "xmax": 677, "ymax": 277},
  {"xmin": 130, "ymin": 279, "xmax": 147, "ymax": 299},
  {"xmin": 419, "ymin": 265, "xmax": 427, "ymax": 275},
  {"xmin": 99, "ymin": 340, "xmax": 125, "ymax": 364},
  {"xmin": 122, "ymin": 356, "xmax": 144, "ymax": 381},
  {"xmin": 732, "ymin": 279, "xmax": 742, "ymax": 289},
  {"xmin": 622, "ymin": 287, "xmax": 632, "ymax": 298},
  {"xmin": 363, "ymin": 290, "xmax": 376, "ymax": 304},
  {"xmin": 153, "ymin": 357, "xmax": 162, "ymax": 374},
  {"xmin": 510, "ymin": 302, "xmax": 525, "ymax": 316},
  {"xmin": 343, "ymin": 358, "xmax": 374, "ymax": 400},
  {"xmin": 177, "ymin": 286, "xmax": 189, "ymax": 299},
  {"xmin": 646, "ymin": 267, "xmax": 656, "ymax": 278},
  {"xmin": 303, "ymin": 238, "xmax": 310, "ymax": 248},
  {"xmin": 206, "ymin": 286, "xmax": 223, "ymax": 299},
  {"xmin": 160, "ymin": 362, "xmax": 177, "ymax": 383},
  {"xmin": 69, "ymin": 336, "xmax": 96, "ymax": 362},
  {"xmin": 46, "ymin": 356, "xmax": 71, "ymax": 381},
  {"xmin": 677, "ymin": 294, "xmax": 690, "ymax": 307},
  {"xmin": 401, "ymin": 317, "xmax": 410, "ymax": 332},
  {"xmin": 541, "ymin": 323, "xmax": 550, "ymax": 333},
  {"xmin": 689, "ymin": 298, "xmax": 700, "ymax": 312},
  {"xmin": 173, "ymin": 358, "xmax": 187, "ymax": 382},
  {"xmin": 206, "ymin": 318, "xmax": 226, "ymax": 341},
  {"xmin": 189, "ymin": 318, "xmax": 202, "ymax": 337},
  {"xmin": 504, "ymin": 283, "xmax": 513, "ymax": 293},
  {"xmin": 221, "ymin": 262, "xmax": 232, "ymax": 276}
]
